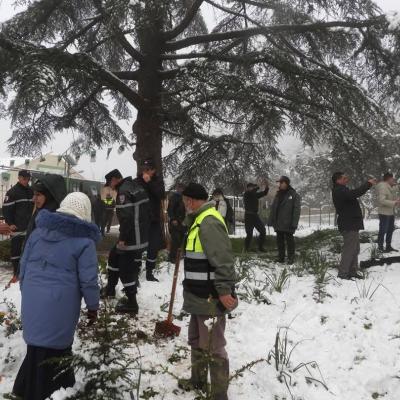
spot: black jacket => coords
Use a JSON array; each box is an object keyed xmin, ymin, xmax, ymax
[
  {"xmin": 116, "ymin": 177, "xmax": 150, "ymax": 251},
  {"xmin": 2, "ymin": 182, "xmax": 34, "ymax": 232},
  {"xmin": 168, "ymin": 191, "xmax": 186, "ymax": 224},
  {"xmin": 243, "ymin": 186, "xmax": 269, "ymax": 214},
  {"xmin": 268, "ymin": 187, "xmax": 301, "ymax": 233},
  {"xmin": 332, "ymin": 182, "xmax": 372, "ymax": 232},
  {"xmin": 137, "ymin": 175, "xmax": 165, "ymax": 223}
]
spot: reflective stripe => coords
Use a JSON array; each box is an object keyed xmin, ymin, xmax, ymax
[
  {"xmin": 115, "ymin": 203, "xmax": 135, "ymax": 209},
  {"xmin": 123, "ymin": 281, "xmax": 136, "ymax": 288},
  {"xmin": 3, "ymin": 199, "xmax": 33, "ymax": 207},
  {"xmin": 10, "ymin": 231, "xmax": 26, "ymax": 237},
  {"xmin": 10, "ymin": 256, "xmax": 21, "ymax": 260},
  {"xmin": 134, "ymin": 203, "xmax": 141, "ymax": 247},
  {"xmin": 107, "ymin": 266, "xmax": 119, "ymax": 272},
  {"xmin": 147, "ymin": 258, "xmax": 157, "ymax": 263},
  {"xmin": 134, "ymin": 259, "xmax": 142, "ymax": 262},
  {"xmin": 122, "ymin": 242, "xmax": 149, "ymax": 251},
  {"xmin": 115, "ymin": 198, "xmax": 149, "ymax": 209},
  {"xmin": 185, "ymin": 251, "xmax": 208, "ymax": 260},
  {"xmin": 185, "ymin": 271, "xmax": 216, "ymax": 280}
]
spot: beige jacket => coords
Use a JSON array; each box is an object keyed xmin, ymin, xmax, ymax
[{"xmin": 376, "ymin": 182, "xmax": 397, "ymax": 216}]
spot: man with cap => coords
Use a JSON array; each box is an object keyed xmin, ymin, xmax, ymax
[
  {"xmin": 268, "ymin": 176, "xmax": 301, "ymax": 264},
  {"xmin": 136, "ymin": 159, "xmax": 166, "ymax": 282},
  {"xmin": 2, "ymin": 170, "xmax": 34, "ymax": 278},
  {"xmin": 102, "ymin": 169, "xmax": 150, "ymax": 313},
  {"xmin": 178, "ymin": 182, "xmax": 237, "ymax": 400},
  {"xmin": 332, "ymin": 172, "xmax": 377, "ymax": 279},
  {"xmin": 243, "ymin": 181, "xmax": 269, "ymax": 252}
]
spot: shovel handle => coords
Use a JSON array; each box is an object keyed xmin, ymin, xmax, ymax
[{"xmin": 167, "ymin": 248, "xmax": 182, "ymax": 323}]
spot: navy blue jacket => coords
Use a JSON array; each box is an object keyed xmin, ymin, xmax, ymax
[{"xmin": 19, "ymin": 210, "xmax": 101, "ymax": 349}]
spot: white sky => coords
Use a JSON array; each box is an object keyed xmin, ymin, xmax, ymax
[{"xmin": 0, "ymin": 0, "xmax": 399, "ymax": 181}]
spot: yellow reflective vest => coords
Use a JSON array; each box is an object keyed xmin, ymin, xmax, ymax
[{"xmin": 184, "ymin": 207, "xmax": 227, "ymax": 299}]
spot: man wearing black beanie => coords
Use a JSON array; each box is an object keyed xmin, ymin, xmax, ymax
[{"xmin": 178, "ymin": 182, "xmax": 237, "ymax": 400}]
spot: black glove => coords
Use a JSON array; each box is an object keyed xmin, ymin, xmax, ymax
[{"xmin": 87, "ymin": 309, "xmax": 98, "ymax": 325}]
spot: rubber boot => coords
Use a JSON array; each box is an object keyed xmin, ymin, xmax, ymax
[
  {"xmin": 210, "ymin": 357, "xmax": 229, "ymax": 400},
  {"xmin": 115, "ymin": 292, "xmax": 138, "ymax": 314},
  {"xmin": 146, "ymin": 270, "xmax": 159, "ymax": 282},
  {"xmin": 178, "ymin": 349, "xmax": 208, "ymax": 392}
]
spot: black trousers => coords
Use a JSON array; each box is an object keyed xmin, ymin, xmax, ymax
[
  {"xmin": 168, "ymin": 222, "xmax": 185, "ymax": 263},
  {"xmin": 13, "ymin": 345, "xmax": 75, "ymax": 400},
  {"xmin": 101, "ymin": 209, "xmax": 114, "ymax": 234},
  {"xmin": 11, "ymin": 234, "xmax": 25, "ymax": 276},
  {"xmin": 244, "ymin": 213, "xmax": 266, "ymax": 250},
  {"xmin": 146, "ymin": 222, "xmax": 163, "ymax": 272},
  {"xmin": 276, "ymin": 231, "xmax": 295, "ymax": 261},
  {"xmin": 106, "ymin": 245, "xmax": 142, "ymax": 295}
]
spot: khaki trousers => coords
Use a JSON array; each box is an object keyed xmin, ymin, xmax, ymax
[{"xmin": 188, "ymin": 315, "xmax": 228, "ymax": 360}]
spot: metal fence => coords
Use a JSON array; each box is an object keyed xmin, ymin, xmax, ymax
[{"xmin": 229, "ymin": 199, "xmax": 337, "ymax": 236}]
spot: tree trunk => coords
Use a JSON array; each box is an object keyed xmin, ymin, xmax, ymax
[{"xmin": 133, "ymin": 7, "xmax": 164, "ymax": 175}]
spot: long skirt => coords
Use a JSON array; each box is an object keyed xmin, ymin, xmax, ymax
[{"xmin": 13, "ymin": 345, "xmax": 75, "ymax": 400}]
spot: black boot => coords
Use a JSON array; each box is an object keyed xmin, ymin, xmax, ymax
[
  {"xmin": 385, "ymin": 245, "xmax": 398, "ymax": 253},
  {"xmin": 146, "ymin": 270, "xmax": 159, "ymax": 282},
  {"xmin": 350, "ymin": 272, "xmax": 364, "ymax": 280},
  {"xmin": 115, "ymin": 292, "xmax": 139, "ymax": 314}
]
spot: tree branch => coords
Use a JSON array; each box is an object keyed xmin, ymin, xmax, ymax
[
  {"xmin": 112, "ymin": 70, "xmax": 140, "ymax": 80},
  {"xmin": 92, "ymin": 0, "xmax": 145, "ymax": 63},
  {"xmin": 161, "ymin": 127, "xmax": 258, "ymax": 145},
  {"xmin": 166, "ymin": 16, "xmax": 387, "ymax": 51},
  {"xmin": 163, "ymin": 0, "xmax": 205, "ymax": 40},
  {"xmin": 0, "ymin": 33, "xmax": 147, "ymax": 110},
  {"xmin": 58, "ymin": 15, "xmax": 103, "ymax": 50}
]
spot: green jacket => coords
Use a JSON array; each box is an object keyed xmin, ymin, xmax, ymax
[{"xmin": 182, "ymin": 202, "xmax": 237, "ymax": 316}]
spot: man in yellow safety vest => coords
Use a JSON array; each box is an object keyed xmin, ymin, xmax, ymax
[{"xmin": 179, "ymin": 182, "xmax": 238, "ymax": 400}]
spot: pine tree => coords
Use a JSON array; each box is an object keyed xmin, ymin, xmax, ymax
[
  {"xmin": 0, "ymin": 1, "xmax": 400, "ymax": 183},
  {"xmin": 60, "ymin": 301, "xmax": 142, "ymax": 400}
]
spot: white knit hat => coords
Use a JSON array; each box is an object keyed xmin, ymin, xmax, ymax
[{"xmin": 57, "ymin": 192, "xmax": 92, "ymax": 222}]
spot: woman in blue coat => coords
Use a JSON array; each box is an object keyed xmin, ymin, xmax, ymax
[{"xmin": 13, "ymin": 192, "xmax": 101, "ymax": 400}]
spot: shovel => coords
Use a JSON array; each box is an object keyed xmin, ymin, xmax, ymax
[{"xmin": 154, "ymin": 248, "xmax": 182, "ymax": 338}]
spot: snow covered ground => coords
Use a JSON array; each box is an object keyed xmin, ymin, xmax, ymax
[{"xmin": 1, "ymin": 221, "xmax": 400, "ymax": 399}]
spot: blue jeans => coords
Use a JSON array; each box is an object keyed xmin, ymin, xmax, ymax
[{"xmin": 378, "ymin": 215, "xmax": 395, "ymax": 248}]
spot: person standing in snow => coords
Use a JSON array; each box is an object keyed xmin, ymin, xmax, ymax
[
  {"xmin": 101, "ymin": 169, "xmax": 150, "ymax": 314},
  {"xmin": 268, "ymin": 176, "xmax": 301, "ymax": 264},
  {"xmin": 167, "ymin": 182, "xmax": 186, "ymax": 263},
  {"xmin": 100, "ymin": 184, "xmax": 116, "ymax": 235},
  {"xmin": 2, "ymin": 170, "xmax": 34, "ymax": 279},
  {"xmin": 376, "ymin": 172, "xmax": 400, "ymax": 253},
  {"xmin": 243, "ymin": 182, "xmax": 269, "ymax": 252},
  {"xmin": 332, "ymin": 172, "xmax": 377, "ymax": 280},
  {"xmin": 136, "ymin": 159, "xmax": 166, "ymax": 282},
  {"xmin": 13, "ymin": 192, "xmax": 101, "ymax": 400},
  {"xmin": 179, "ymin": 183, "xmax": 237, "ymax": 400}
]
